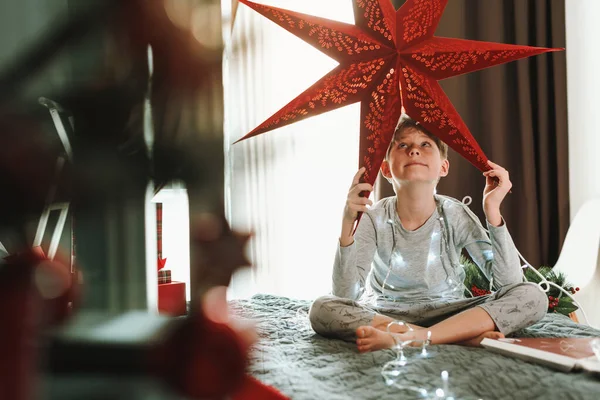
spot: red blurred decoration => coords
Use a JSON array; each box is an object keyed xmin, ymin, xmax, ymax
[
  {"xmin": 0, "ymin": 249, "xmax": 78, "ymax": 400},
  {"xmin": 120, "ymin": 0, "xmax": 221, "ymax": 93},
  {"xmin": 235, "ymin": 0, "xmax": 562, "ymax": 187},
  {"xmin": 0, "ymin": 252, "xmax": 39, "ymax": 400},
  {"xmin": 155, "ymin": 308, "xmax": 248, "ymax": 398},
  {"xmin": 232, "ymin": 376, "xmax": 289, "ymax": 399},
  {"xmin": 158, "ymin": 281, "xmax": 187, "ymax": 316},
  {"xmin": 154, "ymin": 297, "xmax": 288, "ymax": 399}
]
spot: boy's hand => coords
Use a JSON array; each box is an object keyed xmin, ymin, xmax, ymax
[
  {"xmin": 482, "ymin": 160, "xmax": 511, "ymax": 226},
  {"xmin": 343, "ymin": 167, "xmax": 374, "ymax": 224}
]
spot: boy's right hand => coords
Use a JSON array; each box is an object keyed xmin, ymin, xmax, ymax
[{"xmin": 343, "ymin": 167, "xmax": 374, "ymax": 223}]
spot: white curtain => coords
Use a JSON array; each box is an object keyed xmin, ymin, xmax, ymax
[{"xmin": 222, "ymin": 0, "xmax": 364, "ymax": 299}]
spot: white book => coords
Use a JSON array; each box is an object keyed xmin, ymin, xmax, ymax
[{"xmin": 481, "ymin": 337, "xmax": 600, "ymax": 373}]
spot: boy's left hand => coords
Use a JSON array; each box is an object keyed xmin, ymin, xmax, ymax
[{"xmin": 482, "ymin": 160, "xmax": 512, "ymax": 226}]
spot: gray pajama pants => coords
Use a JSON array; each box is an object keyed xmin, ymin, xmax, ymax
[{"xmin": 309, "ymin": 282, "xmax": 548, "ymax": 341}]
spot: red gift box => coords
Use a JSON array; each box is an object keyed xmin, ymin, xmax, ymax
[{"xmin": 158, "ymin": 281, "xmax": 186, "ymax": 316}]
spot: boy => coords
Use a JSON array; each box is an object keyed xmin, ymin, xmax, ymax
[{"xmin": 309, "ymin": 114, "xmax": 548, "ymax": 352}]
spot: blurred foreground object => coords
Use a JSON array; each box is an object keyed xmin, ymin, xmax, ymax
[
  {"xmin": 0, "ymin": 248, "xmax": 79, "ymax": 400},
  {"xmin": 158, "ymin": 281, "xmax": 187, "ymax": 316},
  {"xmin": 43, "ymin": 305, "xmax": 287, "ymax": 399}
]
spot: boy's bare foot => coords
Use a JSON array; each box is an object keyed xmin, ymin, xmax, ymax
[
  {"xmin": 356, "ymin": 326, "xmax": 397, "ymax": 353},
  {"xmin": 460, "ymin": 331, "xmax": 504, "ymax": 347}
]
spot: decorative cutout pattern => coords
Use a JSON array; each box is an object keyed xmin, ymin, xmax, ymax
[
  {"xmin": 236, "ymin": 0, "xmax": 560, "ymax": 188},
  {"xmin": 400, "ymin": 63, "xmax": 486, "ymax": 167},
  {"xmin": 252, "ymin": 2, "xmax": 392, "ymax": 60},
  {"xmin": 402, "ymin": 37, "xmax": 555, "ymax": 80},
  {"xmin": 355, "ymin": 0, "xmax": 396, "ymax": 46},
  {"xmin": 243, "ymin": 57, "xmax": 390, "ymax": 137},
  {"xmin": 397, "ymin": 0, "xmax": 446, "ymax": 50}
]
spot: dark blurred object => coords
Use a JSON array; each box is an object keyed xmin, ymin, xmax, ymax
[
  {"xmin": 44, "ymin": 312, "xmax": 180, "ymax": 376},
  {"xmin": 0, "ymin": 250, "xmax": 39, "ymax": 400},
  {"xmin": 0, "ymin": 0, "xmax": 223, "ymax": 203},
  {"xmin": 44, "ymin": 308, "xmax": 249, "ymax": 399},
  {"xmin": 156, "ymin": 308, "xmax": 248, "ymax": 399},
  {"xmin": 0, "ymin": 0, "xmax": 246, "ymax": 398},
  {"xmin": 0, "ymin": 0, "xmax": 220, "ymax": 102},
  {"xmin": 62, "ymin": 84, "xmax": 149, "ymax": 206},
  {"xmin": 153, "ymin": 139, "xmax": 224, "ymax": 197},
  {"xmin": 42, "ymin": 285, "xmax": 287, "ymax": 399},
  {"xmin": 192, "ymin": 211, "xmax": 252, "ymax": 297},
  {"xmin": 0, "ymin": 109, "xmax": 71, "ymax": 234},
  {"xmin": 0, "ymin": 248, "xmax": 79, "ymax": 400},
  {"xmin": 0, "ymin": 1, "xmax": 116, "ymax": 104},
  {"xmin": 32, "ymin": 247, "xmax": 81, "ymax": 326}
]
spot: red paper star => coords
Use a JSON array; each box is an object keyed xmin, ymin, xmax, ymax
[{"xmin": 235, "ymin": 0, "xmax": 561, "ymax": 186}]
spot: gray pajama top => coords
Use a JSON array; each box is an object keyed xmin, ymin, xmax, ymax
[{"xmin": 333, "ymin": 195, "xmax": 523, "ymax": 305}]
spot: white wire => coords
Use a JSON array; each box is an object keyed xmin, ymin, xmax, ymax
[
  {"xmin": 515, "ymin": 248, "xmax": 590, "ymax": 325},
  {"xmin": 461, "ymin": 196, "xmax": 472, "ymax": 207},
  {"xmin": 444, "ymin": 195, "xmax": 590, "ymax": 326}
]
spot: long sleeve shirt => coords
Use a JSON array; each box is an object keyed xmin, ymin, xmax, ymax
[{"xmin": 332, "ymin": 195, "xmax": 523, "ymax": 304}]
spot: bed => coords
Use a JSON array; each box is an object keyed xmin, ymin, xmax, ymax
[{"xmin": 230, "ymin": 294, "xmax": 600, "ymax": 400}]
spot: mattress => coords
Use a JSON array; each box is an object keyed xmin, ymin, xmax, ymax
[{"xmin": 231, "ymin": 294, "xmax": 600, "ymax": 400}]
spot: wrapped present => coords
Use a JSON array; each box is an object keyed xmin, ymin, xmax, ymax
[
  {"xmin": 158, "ymin": 281, "xmax": 186, "ymax": 316},
  {"xmin": 158, "ymin": 269, "xmax": 171, "ymax": 284},
  {"xmin": 157, "ymin": 257, "xmax": 170, "ymax": 284}
]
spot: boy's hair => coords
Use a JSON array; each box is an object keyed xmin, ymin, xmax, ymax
[{"xmin": 385, "ymin": 114, "xmax": 449, "ymax": 160}]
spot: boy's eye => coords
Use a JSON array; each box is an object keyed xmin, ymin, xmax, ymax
[
  {"xmin": 421, "ymin": 142, "xmax": 431, "ymax": 147},
  {"xmin": 398, "ymin": 143, "xmax": 407, "ymax": 148}
]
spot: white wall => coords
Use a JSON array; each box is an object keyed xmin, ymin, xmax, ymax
[
  {"xmin": 145, "ymin": 182, "xmax": 158, "ymax": 312},
  {"xmin": 152, "ymin": 188, "xmax": 192, "ymax": 301},
  {"xmin": 566, "ymin": 2, "xmax": 600, "ymax": 215},
  {"xmin": 565, "ymin": 1, "xmax": 600, "ymax": 328}
]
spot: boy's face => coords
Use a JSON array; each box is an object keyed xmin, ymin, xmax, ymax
[{"xmin": 381, "ymin": 127, "xmax": 449, "ymax": 185}]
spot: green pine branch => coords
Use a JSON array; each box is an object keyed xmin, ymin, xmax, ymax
[{"xmin": 461, "ymin": 256, "xmax": 579, "ymax": 316}]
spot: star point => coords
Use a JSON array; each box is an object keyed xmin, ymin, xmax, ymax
[
  {"xmin": 192, "ymin": 213, "xmax": 252, "ymax": 283},
  {"xmin": 236, "ymin": 0, "xmax": 561, "ymax": 187}
]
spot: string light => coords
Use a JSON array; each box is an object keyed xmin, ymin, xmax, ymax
[
  {"xmin": 378, "ymin": 194, "xmax": 590, "ymax": 397},
  {"xmin": 381, "ymin": 196, "xmax": 467, "ymax": 299},
  {"xmin": 382, "ymin": 366, "xmax": 457, "ymax": 399},
  {"xmin": 429, "ymin": 195, "xmax": 590, "ymax": 325}
]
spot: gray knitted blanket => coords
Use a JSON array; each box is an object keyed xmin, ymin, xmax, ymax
[{"xmin": 231, "ymin": 294, "xmax": 600, "ymax": 400}]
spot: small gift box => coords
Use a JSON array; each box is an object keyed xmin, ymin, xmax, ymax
[
  {"xmin": 158, "ymin": 269, "xmax": 171, "ymax": 284},
  {"xmin": 157, "ymin": 257, "xmax": 171, "ymax": 284}
]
